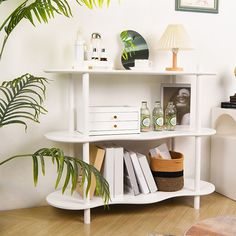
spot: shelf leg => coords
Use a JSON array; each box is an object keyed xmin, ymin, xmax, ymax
[
  {"xmin": 82, "ymin": 73, "xmax": 89, "ymax": 135},
  {"xmin": 194, "ymin": 136, "xmax": 201, "ymax": 209},
  {"xmin": 82, "ymin": 72, "xmax": 91, "ymax": 224},
  {"xmin": 68, "ymin": 75, "xmax": 75, "ymax": 132},
  {"xmin": 84, "ymin": 209, "xmax": 91, "ymax": 224},
  {"xmin": 83, "ymin": 142, "xmax": 90, "ymax": 224}
]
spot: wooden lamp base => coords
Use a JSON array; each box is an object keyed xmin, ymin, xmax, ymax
[
  {"xmin": 165, "ymin": 50, "xmax": 183, "ymax": 71},
  {"xmin": 166, "ymin": 67, "xmax": 183, "ymax": 71}
]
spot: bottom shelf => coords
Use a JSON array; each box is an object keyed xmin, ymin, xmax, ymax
[{"xmin": 46, "ymin": 178, "xmax": 215, "ymax": 210}]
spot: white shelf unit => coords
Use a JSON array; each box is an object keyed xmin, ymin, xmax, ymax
[{"xmin": 44, "ymin": 69, "xmax": 216, "ymax": 224}]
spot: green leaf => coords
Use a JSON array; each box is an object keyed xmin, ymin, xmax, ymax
[
  {"xmin": 0, "ymin": 74, "xmax": 48, "ymax": 129},
  {"xmin": 0, "ymin": 148, "xmax": 110, "ymax": 204},
  {"xmin": 71, "ymin": 158, "xmax": 78, "ymax": 194},
  {"xmin": 55, "ymin": 150, "xmax": 65, "ymax": 189},
  {"xmin": 0, "ymin": 0, "xmax": 73, "ymax": 59},
  {"xmin": 39, "ymin": 155, "xmax": 45, "ymax": 176},
  {"xmin": 62, "ymin": 158, "xmax": 71, "ymax": 193},
  {"xmin": 32, "ymin": 155, "xmax": 38, "ymax": 186}
]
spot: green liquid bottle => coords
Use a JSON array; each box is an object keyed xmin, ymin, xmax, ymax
[
  {"xmin": 165, "ymin": 101, "xmax": 177, "ymax": 131},
  {"xmin": 140, "ymin": 101, "xmax": 151, "ymax": 132},
  {"xmin": 152, "ymin": 101, "xmax": 164, "ymax": 131}
]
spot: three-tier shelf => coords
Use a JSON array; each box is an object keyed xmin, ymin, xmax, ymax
[{"xmin": 44, "ymin": 69, "xmax": 216, "ymax": 224}]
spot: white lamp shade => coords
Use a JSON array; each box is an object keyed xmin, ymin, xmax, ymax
[{"xmin": 157, "ymin": 24, "xmax": 192, "ymax": 51}]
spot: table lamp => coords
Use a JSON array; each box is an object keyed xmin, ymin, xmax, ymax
[{"xmin": 157, "ymin": 24, "xmax": 192, "ymax": 71}]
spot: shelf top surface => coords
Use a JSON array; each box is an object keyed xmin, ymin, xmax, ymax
[
  {"xmin": 45, "ymin": 68, "xmax": 216, "ymax": 76},
  {"xmin": 45, "ymin": 128, "xmax": 216, "ymax": 143}
]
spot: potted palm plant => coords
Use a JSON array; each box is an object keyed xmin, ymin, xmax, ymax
[{"xmin": 0, "ymin": 0, "xmax": 114, "ymax": 204}]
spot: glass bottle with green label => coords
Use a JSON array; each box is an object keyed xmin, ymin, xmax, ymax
[
  {"xmin": 165, "ymin": 101, "xmax": 177, "ymax": 131},
  {"xmin": 152, "ymin": 101, "xmax": 164, "ymax": 131},
  {"xmin": 140, "ymin": 101, "xmax": 151, "ymax": 132}
]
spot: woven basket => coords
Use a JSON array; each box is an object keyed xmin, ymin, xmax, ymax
[{"xmin": 150, "ymin": 151, "xmax": 184, "ymax": 192}]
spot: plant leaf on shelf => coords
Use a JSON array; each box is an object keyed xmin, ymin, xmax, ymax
[
  {"xmin": 32, "ymin": 154, "xmax": 38, "ymax": 186},
  {"xmin": 0, "ymin": 73, "xmax": 48, "ymax": 130},
  {"xmin": 0, "ymin": 148, "xmax": 110, "ymax": 204}
]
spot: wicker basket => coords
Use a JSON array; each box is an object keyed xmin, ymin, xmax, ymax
[{"xmin": 150, "ymin": 151, "xmax": 184, "ymax": 192}]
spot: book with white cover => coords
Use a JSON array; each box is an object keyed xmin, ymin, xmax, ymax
[
  {"xmin": 123, "ymin": 151, "xmax": 140, "ymax": 195},
  {"xmin": 149, "ymin": 143, "xmax": 171, "ymax": 160},
  {"xmin": 113, "ymin": 145, "xmax": 124, "ymax": 198},
  {"xmin": 100, "ymin": 145, "xmax": 114, "ymax": 198},
  {"xmin": 137, "ymin": 153, "xmax": 158, "ymax": 193},
  {"xmin": 129, "ymin": 151, "xmax": 149, "ymax": 194}
]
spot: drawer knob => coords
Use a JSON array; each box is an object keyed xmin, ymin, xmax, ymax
[
  {"xmin": 113, "ymin": 124, "xmax": 117, "ymax": 128},
  {"xmin": 113, "ymin": 115, "xmax": 117, "ymax": 119}
]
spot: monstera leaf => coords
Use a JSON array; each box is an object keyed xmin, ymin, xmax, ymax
[
  {"xmin": 0, "ymin": 147, "xmax": 110, "ymax": 203},
  {"xmin": 0, "ymin": 73, "xmax": 47, "ymax": 129}
]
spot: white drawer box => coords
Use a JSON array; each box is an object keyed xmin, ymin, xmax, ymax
[{"xmin": 89, "ymin": 106, "xmax": 140, "ymax": 135}]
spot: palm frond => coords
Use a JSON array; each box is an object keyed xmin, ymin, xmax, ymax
[
  {"xmin": 0, "ymin": 0, "xmax": 7, "ymax": 5},
  {"xmin": 0, "ymin": 73, "xmax": 48, "ymax": 129},
  {"xmin": 0, "ymin": 0, "xmax": 72, "ymax": 60},
  {"xmin": 0, "ymin": 148, "xmax": 110, "ymax": 204},
  {"xmin": 76, "ymin": 0, "xmax": 111, "ymax": 9}
]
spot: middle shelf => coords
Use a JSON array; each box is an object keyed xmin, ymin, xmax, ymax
[{"xmin": 45, "ymin": 128, "xmax": 216, "ymax": 143}]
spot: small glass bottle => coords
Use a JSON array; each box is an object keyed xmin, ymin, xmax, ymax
[
  {"xmin": 87, "ymin": 33, "xmax": 102, "ymax": 60},
  {"xmin": 152, "ymin": 101, "xmax": 164, "ymax": 131},
  {"xmin": 100, "ymin": 48, "xmax": 108, "ymax": 61},
  {"xmin": 165, "ymin": 101, "xmax": 177, "ymax": 131},
  {"xmin": 140, "ymin": 101, "xmax": 151, "ymax": 132}
]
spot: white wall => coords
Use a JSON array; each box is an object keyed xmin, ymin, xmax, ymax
[{"xmin": 0, "ymin": 0, "xmax": 236, "ymax": 210}]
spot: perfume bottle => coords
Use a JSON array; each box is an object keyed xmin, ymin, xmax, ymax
[
  {"xmin": 74, "ymin": 30, "xmax": 85, "ymax": 68},
  {"xmin": 89, "ymin": 33, "xmax": 101, "ymax": 60}
]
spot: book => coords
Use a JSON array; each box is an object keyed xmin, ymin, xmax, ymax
[
  {"xmin": 123, "ymin": 151, "xmax": 140, "ymax": 195},
  {"xmin": 137, "ymin": 153, "xmax": 157, "ymax": 193},
  {"xmin": 221, "ymin": 102, "xmax": 236, "ymax": 109},
  {"xmin": 129, "ymin": 151, "xmax": 149, "ymax": 194},
  {"xmin": 149, "ymin": 143, "xmax": 171, "ymax": 160},
  {"xmin": 76, "ymin": 144, "xmax": 105, "ymax": 198},
  {"xmin": 113, "ymin": 145, "xmax": 124, "ymax": 198},
  {"xmin": 101, "ymin": 145, "xmax": 115, "ymax": 198}
]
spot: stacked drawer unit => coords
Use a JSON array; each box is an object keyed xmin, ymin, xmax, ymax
[{"xmin": 89, "ymin": 106, "xmax": 140, "ymax": 135}]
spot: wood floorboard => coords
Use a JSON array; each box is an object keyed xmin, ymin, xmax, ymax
[{"xmin": 0, "ymin": 193, "xmax": 236, "ymax": 236}]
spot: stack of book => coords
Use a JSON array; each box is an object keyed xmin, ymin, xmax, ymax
[
  {"xmin": 124, "ymin": 151, "xmax": 157, "ymax": 195},
  {"xmin": 221, "ymin": 94, "xmax": 236, "ymax": 109},
  {"xmin": 77, "ymin": 144, "xmax": 158, "ymax": 198}
]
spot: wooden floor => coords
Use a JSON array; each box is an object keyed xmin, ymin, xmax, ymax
[{"xmin": 0, "ymin": 193, "xmax": 236, "ymax": 236}]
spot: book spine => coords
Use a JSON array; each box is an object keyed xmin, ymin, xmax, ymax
[
  {"xmin": 221, "ymin": 102, "xmax": 236, "ymax": 109},
  {"xmin": 124, "ymin": 152, "xmax": 140, "ymax": 195},
  {"xmin": 114, "ymin": 147, "xmax": 124, "ymax": 198},
  {"xmin": 130, "ymin": 152, "xmax": 149, "ymax": 194}
]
